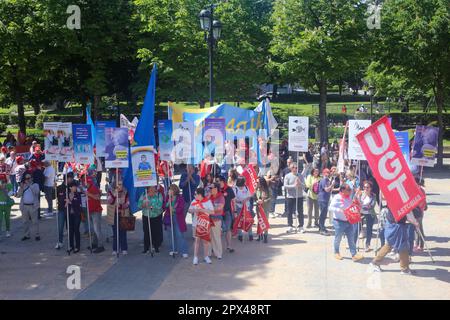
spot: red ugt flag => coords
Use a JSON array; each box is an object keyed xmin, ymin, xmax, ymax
[
  {"xmin": 241, "ymin": 164, "xmax": 258, "ymax": 194},
  {"xmin": 195, "ymin": 211, "xmax": 213, "ymax": 242},
  {"xmin": 256, "ymin": 204, "xmax": 270, "ymax": 235},
  {"xmin": 232, "ymin": 204, "xmax": 254, "ymax": 235},
  {"xmin": 356, "ymin": 116, "xmax": 425, "ymax": 221}
]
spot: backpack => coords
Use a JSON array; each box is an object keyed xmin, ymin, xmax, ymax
[{"xmin": 312, "ymin": 181, "xmax": 320, "ymax": 194}]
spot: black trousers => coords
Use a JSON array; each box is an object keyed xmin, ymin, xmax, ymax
[
  {"xmin": 143, "ymin": 215, "xmax": 163, "ymax": 251},
  {"xmin": 286, "ymin": 198, "xmax": 304, "ymax": 227},
  {"xmin": 69, "ymin": 213, "xmax": 81, "ymax": 250}
]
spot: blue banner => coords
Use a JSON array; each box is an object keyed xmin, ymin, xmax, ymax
[
  {"xmin": 203, "ymin": 118, "xmax": 225, "ymax": 159},
  {"xmin": 95, "ymin": 121, "xmax": 116, "ymax": 157},
  {"xmin": 394, "ymin": 131, "xmax": 410, "ymax": 165},
  {"xmin": 73, "ymin": 124, "xmax": 94, "ymax": 165},
  {"xmin": 157, "ymin": 120, "xmax": 173, "ymax": 161}
]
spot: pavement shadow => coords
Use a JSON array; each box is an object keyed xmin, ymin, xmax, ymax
[{"xmin": 410, "ymin": 268, "xmax": 450, "ymax": 284}]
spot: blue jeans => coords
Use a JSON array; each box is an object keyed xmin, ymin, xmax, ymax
[
  {"xmin": 269, "ymin": 187, "xmax": 277, "ymax": 214},
  {"xmin": 333, "ymin": 220, "xmax": 357, "ymax": 256},
  {"xmin": 112, "ymin": 225, "xmax": 128, "ymax": 252},
  {"xmin": 407, "ymin": 224, "xmax": 415, "ymax": 255},
  {"xmin": 169, "ymin": 217, "xmax": 188, "ymax": 255},
  {"xmin": 57, "ymin": 210, "xmax": 67, "ymax": 243},
  {"xmin": 318, "ymin": 200, "xmax": 329, "ymax": 231},
  {"xmin": 380, "ymin": 228, "xmax": 385, "ymax": 247},
  {"xmin": 364, "ymin": 214, "xmax": 375, "ymax": 247},
  {"xmin": 222, "ymin": 210, "xmax": 233, "ymax": 232},
  {"xmin": 10, "ymin": 175, "xmax": 18, "ymax": 194}
]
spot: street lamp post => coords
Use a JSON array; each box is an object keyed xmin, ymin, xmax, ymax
[
  {"xmin": 369, "ymin": 86, "xmax": 375, "ymax": 122},
  {"xmin": 199, "ymin": 5, "xmax": 222, "ymax": 108}
]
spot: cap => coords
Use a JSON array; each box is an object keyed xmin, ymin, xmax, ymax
[{"xmin": 16, "ymin": 156, "xmax": 24, "ymax": 164}]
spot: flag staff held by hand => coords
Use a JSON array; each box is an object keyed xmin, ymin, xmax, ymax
[{"xmin": 116, "ymin": 168, "xmax": 120, "ymax": 258}]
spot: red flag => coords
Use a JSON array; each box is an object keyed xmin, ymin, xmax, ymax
[
  {"xmin": 232, "ymin": 204, "xmax": 254, "ymax": 235},
  {"xmin": 343, "ymin": 200, "xmax": 362, "ymax": 224},
  {"xmin": 356, "ymin": 116, "xmax": 425, "ymax": 221},
  {"xmin": 256, "ymin": 204, "xmax": 270, "ymax": 235},
  {"xmin": 241, "ymin": 164, "xmax": 258, "ymax": 194},
  {"xmin": 195, "ymin": 211, "xmax": 212, "ymax": 242}
]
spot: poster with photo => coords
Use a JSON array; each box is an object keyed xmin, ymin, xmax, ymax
[
  {"xmin": 411, "ymin": 125, "xmax": 439, "ymax": 167},
  {"xmin": 95, "ymin": 121, "xmax": 116, "ymax": 157},
  {"xmin": 203, "ymin": 118, "xmax": 226, "ymax": 160},
  {"xmin": 157, "ymin": 120, "xmax": 173, "ymax": 161},
  {"xmin": 43, "ymin": 122, "xmax": 61, "ymax": 161},
  {"xmin": 104, "ymin": 127, "xmax": 130, "ymax": 168},
  {"xmin": 73, "ymin": 124, "xmax": 94, "ymax": 165},
  {"xmin": 131, "ymin": 146, "xmax": 157, "ymax": 187},
  {"xmin": 58, "ymin": 122, "xmax": 74, "ymax": 162},
  {"xmin": 172, "ymin": 122, "xmax": 195, "ymax": 164},
  {"xmin": 348, "ymin": 120, "xmax": 372, "ymax": 160}
]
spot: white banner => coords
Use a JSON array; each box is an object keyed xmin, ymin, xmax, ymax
[
  {"xmin": 43, "ymin": 122, "xmax": 61, "ymax": 161},
  {"xmin": 288, "ymin": 117, "xmax": 309, "ymax": 152},
  {"xmin": 58, "ymin": 122, "xmax": 74, "ymax": 162},
  {"xmin": 348, "ymin": 120, "xmax": 371, "ymax": 160},
  {"xmin": 172, "ymin": 122, "xmax": 195, "ymax": 164},
  {"xmin": 131, "ymin": 146, "xmax": 157, "ymax": 187}
]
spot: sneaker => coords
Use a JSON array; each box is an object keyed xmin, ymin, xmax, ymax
[
  {"xmin": 55, "ymin": 242, "xmax": 63, "ymax": 249},
  {"xmin": 334, "ymin": 253, "xmax": 343, "ymax": 260},
  {"xmin": 227, "ymin": 248, "xmax": 235, "ymax": 253},
  {"xmin": 370, "ymin": 262, "xmax": 382, "ymax": 272},
  {"xmin": 93, "ymin": 247, "xmax": 105, "ymax": 254},
  {"xmin": 352, "ymin": 254, "xmax": 364, "ymax": 262},
  {"xmin": 306, "ymin": 224, "xmax": 312, "ymax": 229},
  {"xmin": 393, "ymin": 254, "xmax": 400, "ymax": 262},
  {"xmin": 182, "ymin": 254, "xmax": 189, "ymax": 259},
  {"xmin": 217, "ymin": 256, "xmax": 222, "ymax": 260},
  {"xmin": 73, "ymin": 248, "xmax": 80, "ymax": 254},
  {"xmin": 5, "ymin": 231, "xmax": 10, "ymax": 237},
  {"xmin": 193, "ymin": 256, "xmax": 199, "ymax": 265},
  {"xmin": 35, "ymin": 236, "xmax": 41, "ymax": 241},
  {"xmin": 400, "ymin": 269, "xmax": 416, "ymax": 275},
  {"xmin": 122, "ymin": 250, "xmax": 128, "ymax": 255},
  {"xmin": 298, "ymin": 227, "xmax": 306, "ymax": 234},
  {"xmin": 320, "ymin": 230, "xmax": 330, "ymax": 236},
  {"xmin": 204, "ymin": 256, "xmax": 212, "ymax": 264},
  {"xmin": 21, "ymin": 236, "xmax": 30, "ymax": 241},
  {"xmin": 365, "ymin": 246, "xmax": 372, "ymax": 253},
  {"xmin": 286, "ymin": 226, "xmax": 295, "ymax": 234},
  {"xmin": 169, "ymin": 251, "xmax": 178, "ymax": 256}
]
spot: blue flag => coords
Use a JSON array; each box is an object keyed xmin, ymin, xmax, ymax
[
  {"xmin": 123, "ymin": 64, "xmax": 158, "ymax": 214},
  {"xmin": 86, "ymin": 103, "xmax": 96, "ymax": 146}
]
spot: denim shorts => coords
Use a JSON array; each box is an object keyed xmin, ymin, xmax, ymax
[{"xmin": 222, "ymin": 211, "xmax": 234, "ymax": 232}]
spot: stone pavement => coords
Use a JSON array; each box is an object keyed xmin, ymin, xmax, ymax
[{"xmin": 1, "ymin": 167, "xmax": 449, "ymax": 300}]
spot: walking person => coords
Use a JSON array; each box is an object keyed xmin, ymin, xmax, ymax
[
  {"xmin": 208, "ymin": 183, "xmax": 225, "ymax": 260},
  {"xmin": 302, "ymin": 144, "xmax": 314, "ymax": 175},
  {"xmin": 255, "ymin": 177, "xmax": 271, "ymax": 242},
  {"xmin": 85, "ymin": 176, "xmax": 105, "ymax": 253},
  {"xmin": 138, "ymin": 186, "xmax": 163, "ymax": 253},
  {"xmin": 355, "ymin": 181, "xmax": 377, "ymax": 252},
  {"xmin": 318, "ymin": 168, "xmax": 333, "ymax": 235},
  {"xmin": 328, "ymin": 184, "xmax": 364, "ymax": 262},
  {"xmin": 234, "ymin": 177, "xmax": 253, "ymax": 242},
  {"xmin": 217, "ymin": 175, "xmax": 235, "ymax": 253},
  {"xmin": 106, "ymin": 180, "xmax": 130, "ymax": 255},
  {"xmin": 17, "ymin": 173, "xmax": 41, "ymax": 241},
  {"xmin": 65, "ymin": 182, "xmax": 82, "ymax": 253},
  {"xmin": 283, "ymin": 163, "xmax": 305, "ymax": 233},
  {"xmin": 164, "ymin": 184, "xmax": 188, "ymax": 258},
  {"xmin": 188, "ymin": 187, "xmax": 214, "ymax": 265},
  {"xmin": 414, "ymin": 178, "xmax": 427, "ymax": 253},
  {"xmin": 305, "ymin": 168, "xmax": 320, "ymax": 228},
  {"xmin": 329, "ymin": 169, "xmax": 342, "ymax": 227},
  {"xmin": 265, "ymin": 165, "xmax": 280, "ymax": 218},
  {"xmin": 55, "ymin": 172, "xmax": 75, "ymax": 249}
]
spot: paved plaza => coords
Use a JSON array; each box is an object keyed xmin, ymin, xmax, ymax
[{"xmin": 1, "ymin": 168, "xmax": 449, "ymax": 300}]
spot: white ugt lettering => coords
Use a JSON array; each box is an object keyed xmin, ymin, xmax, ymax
[
  {"xmin": 364, "ymin": 124, "xmax": 390, "ymax": 155},
  {"xmin": 387, "ymin": 173, "xmax": 409, "ymax": 203},
  {"xmin": 378, "ymin": 151, "xmax": 402, "ymax": 180}
]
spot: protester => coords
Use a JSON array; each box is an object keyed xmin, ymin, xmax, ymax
[
  {"xmin": 179, "ymin": 164, "xmax": 200, "ymax": 218},
  {"xmin": 0, "ymin": 175, "xmax": 14, "ymax": 238},
  {"xmin": 5, "ymin": 151, "xmax": 17, "ymax": 195},
  {"xmin": 14, "ymin": 156, "xmax": 26, "ymax": 185},
  {"xmin": 17, "ymin": 172, "xmax": 41, "ymax": 241},
  {"xmin": 164, "ymin": 184, "xmax": 188, "ymax": 258},
  {"xmin": 234, "ymin": 176, "xmax": 253, "ymax": 242},
  {"xmin": 85, "ymin": 176, "xmax": 104, "ymax": 253},
  {"xmin": 202, "ymin": 173, "xmax": 215, "ymax": 197},
  {"xmin": 305, "ymin": 168, "xmax": 320, "ymax": 228},
  {"xmin": 208, "ymin": 183, "xmax": 225, "ymax": 260},
  {"xmin": 189, "ymin": 187, "xmax": 214, "ymax": 265},
  {"xmin": 355, "ymin": 181, "xmax": 377, "ymax": 252},
  {"xmin": 302, "ymin": 144, "xmax": 314, "ymax": 175},
  {"xmin": 329, "ymin": 169, "xmax": 343, "ymax": 226},
  {"xmin": 328, "ymin": 184, "xmax": 364, "ymax": 262},
  {"xmin": 370, "ymin": 208, "xmax": 419, "ymax": 275},
  {"xmin": 227, "ymin": 168, "xmax": 238, "ymax": 188},
  {"xmin": 255, "ymin": 176, "xmax": 271, "ymax": 242},
  {"xmin": 283, "ymin": 163, "xmax": 305, "ymax": 233},
  {"xmin": 55, "ymin": 172, "xmax": 75, "ymax": 249},
  {"xmin": 264, "ymin": 163, "xmax": 280, "ymax": 219},
  {"xmin": 65, "ymin": 181, "xmax": 82, "ymax": 253},
  {"xmin": 106, "ymin": 180, "xmax": 130, "ymax": 255},
  {"xmin": 281, "ymin": 157, "xmax": 293, "ymax": 218},
  {"xmin": 318, "ymin": 168, "xmax": 332, "ymax": 235},
  {"xmin": 43, "ymin": 161, "xmax": 55, "ymax": 216},
  {"xmin": 217, "ymin": 175, "xmax": 235, "ymax": 253},
  {"xmin": 138, "ymin": 186, "xmax": 163, "ymax": 254},
  {"xmin": 320, "ymin": 143, "xmax": 329, "ymax": 170}
]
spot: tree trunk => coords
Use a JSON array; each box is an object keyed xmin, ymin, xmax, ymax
[
  {"xmin": 434, "ymin": 81, "xmax": 445, "ymax": 168},
  {"xmin": 17, "ymin": 94, "xmax": 26, "ymax": 135},
  {"xmin": 338, "ymin": 82, "xmax": 343, "ymax": 96},
  {"xmin": 93, "ymin": 95, "xmax": 100, "ymax": 121},
  {"xmin": 32, "ymin": 102, "xmax": 40, "ymax": 115},
  {"xmin": 273, "ymin": 84, "xmax": 278, "ymax": 99},
  {"xmin": 318, "ymin": 78, "xmax": 328, "ymax": 146},
  {"xmin": 199, "ymin": 99, "xmax": 206, "ymax": 108},
  {"xmin": 56, "ymin": 97, "xmax": 65, "ymax": 111},
  {"xmin": 81, "ymin": 99, "xmax": 87, "ymax": 122}
]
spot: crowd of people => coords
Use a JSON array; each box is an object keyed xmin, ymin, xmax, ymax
[{"xmin": 0, "ymin": 134, "xmax": 429, "ymax": 274}]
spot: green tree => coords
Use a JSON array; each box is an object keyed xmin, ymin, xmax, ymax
[
  {"xmin": 370, "ymin": 0, "xmax": 450, "ymax": 167},
  {"xmin": 270, "ymin": 0, "xmax": 369, "ymax": 145}
]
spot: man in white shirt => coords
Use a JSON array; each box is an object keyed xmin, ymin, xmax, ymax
[
  {"xmin": 43, "ymin": 161, "xmax": 56, "ymax": 216},
  {"xmin": 17, "ymin": 173, "xmax": 41, "ymax": 241},
  {"xmin": 5, "ymin": 152, "xmax": 18, "ymax": 195}
]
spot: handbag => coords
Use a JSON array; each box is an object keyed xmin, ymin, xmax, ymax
[
  {"xmin": 344, "ymin": 200, "xmax": 362, "ymax": 224},
  {"xmin": 119, "ymin": 215, "xmax": 136, "ymax": 231}
]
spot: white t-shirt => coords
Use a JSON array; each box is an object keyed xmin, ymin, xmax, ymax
[
  {"xmin": 5, "ymin": 157, "xmax": 17, "ymax": 173},
  {"xmin": 43, "ymin": 166, "xmax": 56, "ymax": 187},
  {"xmin": 189, "ymin": 199, "xmax": 214, "ymax": 227}
]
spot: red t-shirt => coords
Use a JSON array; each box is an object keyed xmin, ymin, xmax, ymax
[{"xmin": 87, "ymin": 184, "xmax": 103, "ymax": 213}]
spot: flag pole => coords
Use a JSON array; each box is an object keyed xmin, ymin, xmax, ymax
[
  {"xmin": 84, "ymin": 173, "xmax": 93, "ymax": 254},
  {"xmin": 54, "ymin": 161, "xmax": 59, "ymax": 246},
  {"xmin": 65, "ymin": 170, "xmax": 70, "ymax": 256},
  {"xmin": 374, "ymin": 191, "xmax": 382, "ymax": 256},
  {"xmin": 145, "ymin": 188, "xmax": 154, "ymax": 257},
  {"xmin": 416, "ymin": 226, "xmax": 435, "ymax": 263},
  {"xmin": 419, "ymin": 166, "xmax": 424, "ymax": 184},
  {"xmin": 168, "ymin": 186, "xmax": 176, "ymax": 258},
  {"xmin": 116, "ymin": 168, "xmax": 119, "ymax": 258}
]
